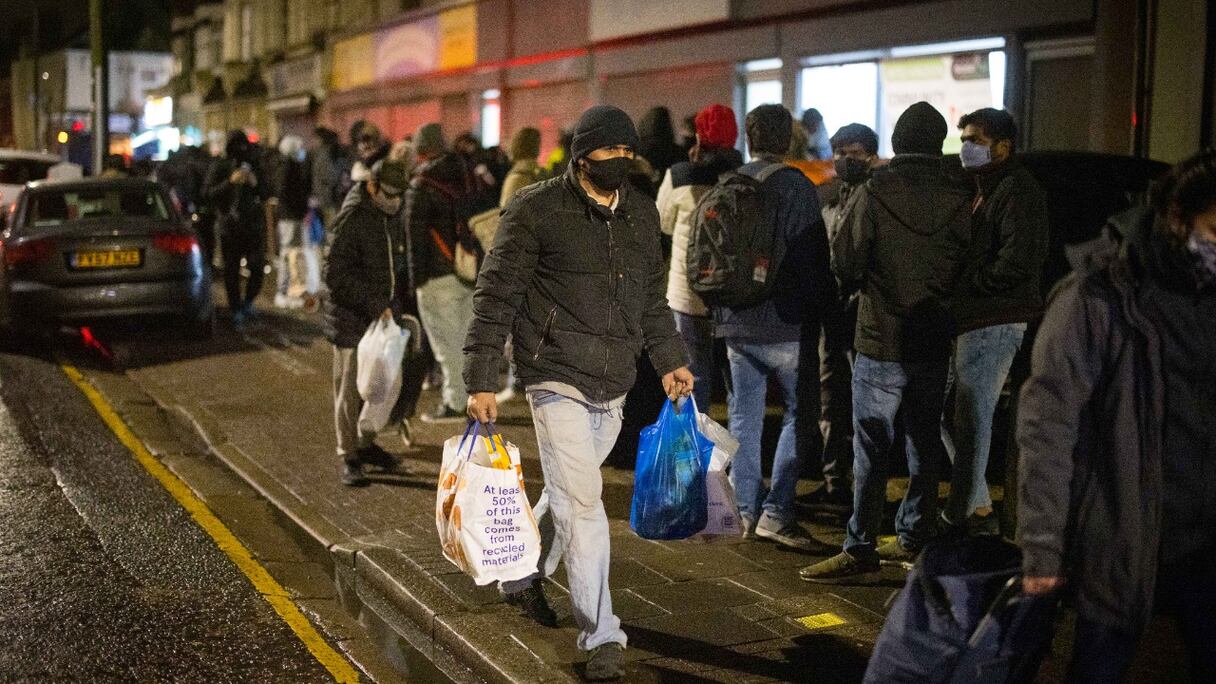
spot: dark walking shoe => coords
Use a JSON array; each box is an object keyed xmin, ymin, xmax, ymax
[
  {"xmin": 584, "ymin": 642, "xmax": 625, "ymax": 681},
  {"xmin": 357, "ymin": 444, "xmax": 407, "ymax": 474},
  {"xmin": 503, "ymin": 580, "xmax": 558, "ymax": 627},
  {"xmin": 967, "ymin": 512, "xmax": 1001, "ymax": 537},
  {"xmin": 420, "ymin": 404, "xmax": 465, "ymax": 423},
  {"xmin": 799, "ymin": 551, "xmax": 881, "ymax": 584},
  {"xmin": 805, "ymin": 485, "xmax": 853, "ymax": 513},
  {"xmin": 877, "ymin": 539, "xmax": 918, "ymax": 569},
  {"xmin": 340, "ymin": 462, "xmax": 368, "ymax": 487},
  {"xmin": 755, "ymin": 514, "xmax": 833, "ymax": 552}
]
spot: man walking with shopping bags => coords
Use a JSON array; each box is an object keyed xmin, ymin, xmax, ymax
[{"xmin": 464, "ymin": 105, "xmax": 693, "ymax": 681}]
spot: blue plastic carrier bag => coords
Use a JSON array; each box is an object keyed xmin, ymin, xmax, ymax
[{"xmin": 629, "ymin": 398, "xmax": 714, "ymax": 540}]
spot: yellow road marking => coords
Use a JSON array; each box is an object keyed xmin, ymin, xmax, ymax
[
  {"xmin": 60, "ymin": 363, "xmax": 361, "ymax": 683},
  {"xmin": 796, "ymin": 612, "xmax": 847, "ymax": 630}
]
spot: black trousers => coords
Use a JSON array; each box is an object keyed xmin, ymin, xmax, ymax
[
  {"xmin": 220, "ymin": 224, "xmax": 266, "ymax": 311},
  {"xmin": 1068, "ymin": 546, "xmax": 1216, "ymax": 683}
]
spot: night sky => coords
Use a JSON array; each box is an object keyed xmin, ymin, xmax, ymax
[{"xmin": 0, "ymin": 0, "xmax": 176, "ymax": 77}]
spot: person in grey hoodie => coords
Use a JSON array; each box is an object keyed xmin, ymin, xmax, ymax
[{"xmin": 1018, "ymin": 149, "xmax": 1216, "ymax": 682}]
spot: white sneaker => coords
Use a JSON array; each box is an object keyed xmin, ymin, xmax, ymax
[{"xmin": 273, "ymin": 293, "xmax": 291, "ymax": 308}]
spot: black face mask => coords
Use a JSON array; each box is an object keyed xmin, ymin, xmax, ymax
[
  {"xmin": 834, "ymin": 157, "xmax": 871, "ymax": 185},
  {"xmin": 581, "ymin": 156, "xmax": 633, "ymax": 192}
]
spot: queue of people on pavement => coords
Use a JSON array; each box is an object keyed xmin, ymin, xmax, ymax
[{"xmin": 153, "ymin": 96, "xmax": 1214, "ymax": 683}]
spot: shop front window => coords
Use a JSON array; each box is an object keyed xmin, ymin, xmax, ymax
[{"xmin": 799, "ymin": 38, "xmax": 1006, "ymax": 157}]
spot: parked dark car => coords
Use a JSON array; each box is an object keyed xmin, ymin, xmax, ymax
[{"xmin": 0, "ymin": 177, "xmax": 214, "ymax": 338}]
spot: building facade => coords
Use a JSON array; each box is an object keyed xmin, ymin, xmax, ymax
[{"xmin": 161, "ymin": 0, "xmax": 1210, "ymax": 162}]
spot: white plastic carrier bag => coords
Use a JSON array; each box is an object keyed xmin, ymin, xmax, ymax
[
  {"xmin": 435, "ymin": 422, "xmax": 541, "ymax": 585},
  {"xmin": 356, "ymin": 318, "xmax": 409, "ymax": 432},
  {"xmin": 693, "ymin": 413, "xmax": 743, "ymax": 540}
]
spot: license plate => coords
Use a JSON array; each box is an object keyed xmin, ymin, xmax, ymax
[{"xmin": 71, "ymin": 249, "xmax": 142, "ymax": 269}]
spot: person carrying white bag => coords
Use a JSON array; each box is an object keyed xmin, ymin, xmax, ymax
[
  {"xmin": 325, "ymin": 159, "xmax": 413, "ymax": 487},
  {"xmin": 435, "ymin": 422, "xmax": 541, "ymax": 585}
]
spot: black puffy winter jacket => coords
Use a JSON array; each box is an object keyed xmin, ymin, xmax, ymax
[
  {"xmin": 323, "ymin": 190, "xmax": 409, "ymax": 348},
  {"xmin": 463, "ymin": 165, "xmax": 688, "ymax": 402}
]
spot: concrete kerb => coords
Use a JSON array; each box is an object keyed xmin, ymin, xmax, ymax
[{"xmin": 109, "ymin": 371, "xmax": 569, "ymax": 684}]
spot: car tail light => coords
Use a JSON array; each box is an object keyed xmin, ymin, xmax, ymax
[
  {"xmin": 152, "ymin": 231, "xmax": 199, "ymax": 255},
  {"xmin": 2, "ymin": 237, "xmax": 55, "ymax": 266}
]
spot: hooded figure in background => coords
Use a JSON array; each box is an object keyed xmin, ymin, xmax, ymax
[
  {"xmin": 636, "ymin": 106, "xmax": 687, "ymax": 190},
  {"xmin": 202, "ymin": 130, "xmax": 272, "ymax": 326}
]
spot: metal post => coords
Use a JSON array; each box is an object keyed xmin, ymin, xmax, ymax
[{"xmin": 90, "ymin": 0, "xmax": 109, "ymax": 175}]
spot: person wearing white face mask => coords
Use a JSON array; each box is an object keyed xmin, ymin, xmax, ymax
[{"xmin": 942, "ymin": 108, "xmax": 1049, "ymax": 536}]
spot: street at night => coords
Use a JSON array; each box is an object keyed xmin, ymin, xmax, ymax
[{"xmin": 0, "ymin": 0, "xmax": 1213, "ymax": 682}]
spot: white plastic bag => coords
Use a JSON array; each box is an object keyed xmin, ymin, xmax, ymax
[
  {"xmin": 356, "ymin": 318, "xmax": 408, "ymax": 432},
  {"xmin": 693, "ymin": 413, "xmax": 743, "ymax": 540},
  {"xmin": 435, "ymin": 424, "xmax": 541, "ymax": 585}
]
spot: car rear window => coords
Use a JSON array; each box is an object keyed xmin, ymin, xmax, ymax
[
  {"xmin": 27, "ymin": 188, "xmax": 170, "ymax": 227},
  {"xmin": 0, "ymin": 159, "xmax": 55, "ymax": 184}
]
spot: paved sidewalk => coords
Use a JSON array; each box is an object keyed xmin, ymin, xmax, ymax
[{"xmin": 94, "ymin": 309, "xmax": 902, "ymax": 683}]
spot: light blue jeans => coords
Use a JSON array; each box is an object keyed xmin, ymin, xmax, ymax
[
  {"xmin": 416, "ymin": 274, "xmax": 474, "ymax": 412},
  {"xmin": 500, "ymin": 389, "xmax": 627, "ymax": 651},
  {"xmin": 275, "ymin": 218, "xmax": 321, "ymax": 297},
  {"xmin": 941, "ymin": 323, "xmax": 1026, "ymax": 524},
  {"xmin": 725, "ymin": 339, "xmax": 801, "ymax": 524}
]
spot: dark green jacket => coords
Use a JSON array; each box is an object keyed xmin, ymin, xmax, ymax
[
  {"xmin": 832, "ymin": 155, "xmax": 973, "ymax": 362},
  {"xmin": 951, "ymin": 160, "xmax": 1049, "ymax": 331},
  {"xmin": 463, "ymin": 165, "xmax": 688, "ymax": 402}
]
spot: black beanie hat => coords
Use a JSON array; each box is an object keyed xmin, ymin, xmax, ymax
[
  {"xmin": 891, "ymin": 101, "xmax": 947, "ymax": 156},
  {"xmin": 570, "ymin": 105, "xmax": 640, "ymax": 161}
]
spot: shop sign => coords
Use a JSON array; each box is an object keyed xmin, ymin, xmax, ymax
[
  {"xmin": 271, "ymin": 54, "xmax": 321, "ymax": 97},
  {"xmin": 588, "ymin": 0, "xmax": 729, "ymax": 41},
  {"xmin": 331, "ymin": 5, "xmax": 478, "ymax": 91},
  {"xmin": 880, "ymin": 52, "xmax": 995, "ymax": 155},
  {"xmin": 65, "ymin": 50, "xmax": 173, "ymax": 115}
]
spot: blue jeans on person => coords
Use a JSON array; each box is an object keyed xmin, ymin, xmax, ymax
[
  {"xmin": 845, "ymin": 353, "xmax": 949, "ymax": 559},
  {"xmin": 673, "ymin": 311, "xmax": 714, "ymax": 410},
  {"xmin": 499, "ymin": 389, "xmax": 626, "ymax": 651},
  {"xmin": 725, "ymin": 339, "xmax": 801, "ymax": 525},
  {"xmin": 941, "ymin": 323, "xmax": 1026, "ymax": 524}
]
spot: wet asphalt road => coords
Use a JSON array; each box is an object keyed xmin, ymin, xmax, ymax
[{"xmin": 0, "ymin": 348, "xmax": 334, "ymax": 682}]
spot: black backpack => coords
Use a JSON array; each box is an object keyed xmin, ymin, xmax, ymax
[{"xmin": 686, "ymin": 162, "xmax": 790, "ymax": 309}]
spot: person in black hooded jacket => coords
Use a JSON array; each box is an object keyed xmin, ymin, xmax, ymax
[
  {"xmin": 802, "ymin": 102, "xmax": 972, "ymax": 583},
  {"xmin": 1018, "ymin": 149, "xmax": 1216, "ymax": 683},
  {"xmin": 325, "ymin": 160, "xmax": 413, "ymax": 487},
  {"xmin": 637, "ymin": 106, "xmax": 686, "ymax": 191},
  {"xmin": 203, "ymin": 130, "xmax": 272, "ymax": 325},
  {"xmin": 405, "ymin": 122, "xmax": 489, "ymax": 423}
]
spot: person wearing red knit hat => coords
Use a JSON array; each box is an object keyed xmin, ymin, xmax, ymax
[{"xmin": 655, "ymin": 104, "xmax": 744, "ymax": 409}]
